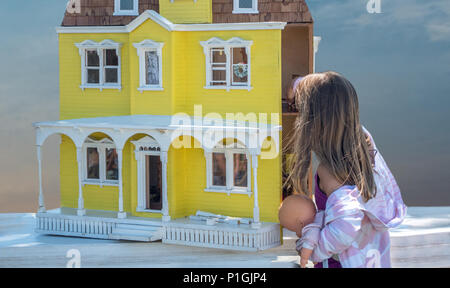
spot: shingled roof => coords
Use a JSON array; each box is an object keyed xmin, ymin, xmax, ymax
[
  {"xmin": 61, "ymin": 0, "xmax": 312, "ymax": 26},
  {"xmin": 213, "ymin": 0, "xmax": 312, "ymax": 23}
]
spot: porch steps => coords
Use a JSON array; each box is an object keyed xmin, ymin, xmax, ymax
[{"xmin": 109, "ymin": 223, "xmax": 164, "ymax": 242}]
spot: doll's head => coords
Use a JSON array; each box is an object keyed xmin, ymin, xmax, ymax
[{"xmin": 278, "ymin": 194, "xmax": 316, "ymax": 237}]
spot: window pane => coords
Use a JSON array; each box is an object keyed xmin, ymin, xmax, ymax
[
  {"xmin": 105, "ymin": 68, "xmax": 118, "ymax": 83},
  {"xmin": 212, "ymin": 48, "xmax": 226, "ymax": 64},
  {"xmin": 87, "ymin": 148, "xmax": 99, "ymax": 179},
  {"xmin": 120, "ymin": 0, "xmax": 134, "ymax": 10},
  {"xmin": 233, "ymin": 154, "xmax": 248, "ymax": 187},
  {"xmin": 105, "ymin": 49, "xmax": 118, "ymax": 66},
  {"xmin": 212, "ymin": 153, "xmax": 226, "ymax": 186},
  {"xmin": 105, "ymin": 148, "xmax": 118, "ymax": 181},
  {"xmin": 212, "ymin": 70, "xmax": 226, "ymax": 85},
  {"xmin": 145, "ymin": 51, "xmax": 160, "ymax": 85},
  {"xmin": 87, "ymin": 69, "xmax": 100, "ymax": 84},
  {"xmin": 232, "ymin": 47, "xmax": 248, "ymax": 84},
  {"xmin": 86, "ymin": 50, "xmax": 99, "ymax": 67},
  {"xmin": 239, "ymin": 0, "xmax": 253, "ymax": 9}
]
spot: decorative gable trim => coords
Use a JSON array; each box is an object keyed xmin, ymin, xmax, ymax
[{"xmin": 57, "ymin": 10, "xmax": 286, "ymax": 34}]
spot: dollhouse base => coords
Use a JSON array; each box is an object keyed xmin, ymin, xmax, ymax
[{"xmin": 35, "ymin": 208, "xmax": 281, "ymax": 251}]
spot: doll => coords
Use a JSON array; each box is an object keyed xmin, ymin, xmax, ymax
[{"xmin": 278, "ymin": 194, "xmax": 317, "ymax": 267}]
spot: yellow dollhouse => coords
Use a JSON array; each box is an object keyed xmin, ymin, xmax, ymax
[{"xmin": 33, "ymin": 0, "xmax": 319, "ymax": 251}]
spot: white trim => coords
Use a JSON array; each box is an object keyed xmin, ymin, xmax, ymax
[
  {"xmin": 200, "ymin": 37, "xmax": 253, "ymax": 91},
  {"xmin": 133, "ymin": 39, "xmax": 164, "ymax": 92},
  {"xmin": 75, "ymin": 40, "xmax": 122, "ymax": 91},
  {"xmin": 232, "ymin": 0, "xmax": 259, "ymax": 14},
  {"xmin": 56, "ymin": 11, "xmax": 287, "ymax": 34},
  {"xmin": 114, "ymin": 0, "xmax": 139, "ymax": 16},
  {"xmin": 131, "ymin": 137, "xmax": 167, "ymax": 214}
]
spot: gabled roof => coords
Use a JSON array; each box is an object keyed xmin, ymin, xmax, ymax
[{"xmin": 61, "ymin": 0, "xmax": 312, "ymax": 27}]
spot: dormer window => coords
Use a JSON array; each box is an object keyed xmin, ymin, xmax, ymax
[
  {"xmin": 233, "ymin": 0, "xmax": 258, "ymax": 14},
  {"xmin": 114, "ymin": 0, "xmax": 139, "ymax": 16}
]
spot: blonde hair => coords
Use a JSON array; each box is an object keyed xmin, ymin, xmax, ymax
[{"xmin": 287, "ymin": 71, "xmax": 376, "ymax": 202}]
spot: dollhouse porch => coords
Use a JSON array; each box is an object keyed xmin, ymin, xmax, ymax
[
  {"xmin": 36, "ymin": 208, "xmax": 280, "ymax": 251},
  {"xmin": 33, "ymin": 115, "xmax": 281, "ymax": 251}
]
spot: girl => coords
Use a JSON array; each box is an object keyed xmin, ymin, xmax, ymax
[{"xmin": 288, "ymin": 71, "xmax": 407, "ymax": 268}]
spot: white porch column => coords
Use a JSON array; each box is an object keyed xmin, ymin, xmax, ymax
[
  {"xmin": 36, "ymin": 145, "xmax": 46, "ymax": 213},
  {"xmin": 251, "ymin": 154, "xmax": 261, "ymax": 229},
  {"xmin": 161, "ymin": 151, "xmax": 170, "ymax": 222},
  {"xmin": 76, "ymin": 147, "xmax": 86, "ymax": 216},
  {"xmin": 117, "ymin": 148, "xmax": 127, "ymax": 219}
]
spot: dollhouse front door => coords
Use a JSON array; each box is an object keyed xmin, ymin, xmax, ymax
[{"xmin": 145, "ymin": 155, "xmax": 162, "ymax": 211}]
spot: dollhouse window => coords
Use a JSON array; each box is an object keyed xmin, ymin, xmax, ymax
[
  {"xmin": 76, "ymin": 40, "xmax": 122, "ymax": 90},
  {"xmin": 82, "ymin": 137, "xmax": 119, "ymax": 186},
  {"xmin": 233, "ymin": 0, "xmax": 258, "ymax": 14},
  {"xmin": 134, "ymin": 39, "xmax": 164, "ymax": 91},
  {"xmin": 212, "ymin": 153, "xmax": 227, "ymax": 186},
  {"xmin": 114, "ymin": 0, "xmax": 139, "ymax": 16},
  {"xmin": 205, "ymin": 142, "xmax": 252, "ymax": 196},
  {"xmin": 86, "ymin": 147, "xmax": 100, "ymax": 180},
  {"xmin": 200, "ymin": 37, "xmax": 252, "ymax": 91}
]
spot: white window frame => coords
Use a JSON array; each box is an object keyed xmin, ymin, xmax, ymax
[
  {"xmin": 232, "ymin": 0, "xmax": 258, "ymax": 14},
  {"xmin": 133, "ymin": 39, "xmax": 164, "ymax": 92},
  {"xmin": 204, "ymin": 142, "xmax": 252, "ymax": 196},
  {"xmin": 82, "ymin": 137, "xmax": 119, "ymax": 187},
  {"xmin": 200, "ymin": 37, "xmax": 253, "ymax": 91},
  {"xmin": 75, "ymin": 40, "xmax": 122, "ymax": 91},
  {"xmin": 131, "ymin": 136, "xmax": 164, "ymax": 213},
  {"xmin": 114, "ymin": 0, "xmax": 139, "ymax": 16}
]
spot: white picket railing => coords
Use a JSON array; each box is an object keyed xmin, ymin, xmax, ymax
[
  {"xmin": 163, "ymin": 222, "xmax": 281, "ymax": 251},
  {"xmin": 36, "ymin": 212, "xmax": 118, "ymax": 239},
  {"xmin": 36, "ymin": 211, "xmax": 281, "ymax": 251}
]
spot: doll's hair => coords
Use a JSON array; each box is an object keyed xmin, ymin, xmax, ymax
[{"xmin": 286, "ymin": 71, "xmax": 376, "ymax": 202}]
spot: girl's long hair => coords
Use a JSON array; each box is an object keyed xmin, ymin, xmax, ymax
[{"xmin": 287, "ymin": 71, "xmax": 376, "ymax": 202}]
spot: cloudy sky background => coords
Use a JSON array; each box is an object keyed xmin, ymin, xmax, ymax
[{"xmin": 0, "ymin": 0, "xmax": 449, "ymax": 212}]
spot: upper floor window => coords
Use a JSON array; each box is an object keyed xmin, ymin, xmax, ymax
[
  {"xmin": 133, "ymin": 39, "xmax": 164, "ymax": 91},
  {"xmin": 233, "ymin": 0, "xmax": 258, "ymax": 14},
  {"xmin": 75, "ymin": 40, "xmax": 122, "ymax": 90},
  {"xmin": 114, "ymin": 0, "xmax": 139, "ymax": 16},
  {"xmin": 200, "ymin": 37, "xmax": 253, "ymax": 91}
]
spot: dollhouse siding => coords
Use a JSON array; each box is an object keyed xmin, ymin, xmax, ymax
[
  {"xmin": 172, "ymin": 29, "xmax": 282, "ymax": 117},
  {"xmin": 159, "ymin": 0, "xmax": 212, "ymax": 24},
  {"xmin": 59, "ymin": 33, "xmax": 132, "ymax": 119}
]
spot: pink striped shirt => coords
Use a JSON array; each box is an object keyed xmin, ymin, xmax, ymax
[{"xmin": 296, "ymin": 128, "xmax": 407, "ymax": 268}]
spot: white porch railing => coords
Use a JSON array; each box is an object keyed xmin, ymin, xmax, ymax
[
  {"xmin": 35, "ymin": 209, "xmax": 281, "ymax": 251},
  {"xmin": 163, "ymin": 221, "xmax": 281, "ymax": 251}
]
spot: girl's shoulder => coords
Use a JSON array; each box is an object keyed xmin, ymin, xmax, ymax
[{"xmin": 317, "ymin": 163, "xmax": 343, "ymax": 197}]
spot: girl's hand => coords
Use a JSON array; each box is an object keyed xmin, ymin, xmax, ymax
[{"xmin": 299, "ymin": 247, "xmax": 313, "ymax": 268}]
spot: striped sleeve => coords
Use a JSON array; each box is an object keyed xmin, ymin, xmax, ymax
[{"xmin": 309, "ymin": 211, "xmax": 364, "ymax": 263}]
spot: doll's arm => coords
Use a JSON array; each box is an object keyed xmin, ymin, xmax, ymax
[{"xmin": 302, "ymin": 211, "xmax": 365, "ymax": 263}]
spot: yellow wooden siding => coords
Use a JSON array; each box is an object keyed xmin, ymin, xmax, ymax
[
  {"xmin": 59, "ymin": 34, "xmax": 131, "ymax": 120},
  {"xmin": 159, "ymin": 0, "xmax": 212, "ymax": 24},
  {"xmin": 58, "ymin": 16, "xmax": 283, "ymax": 223},
  {"xmin": 172, "ymin": 29, "xmax": 282, "ymax": 120}
]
